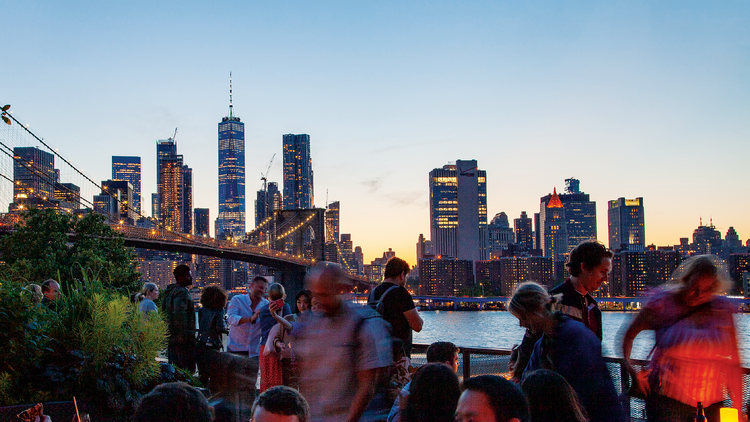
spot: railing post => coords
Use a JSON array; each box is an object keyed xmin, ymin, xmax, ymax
[
  {"xmin": 462, "ymin": 349, "xmax": 471, "ymax": 380},
  {"xmin": 619, "ymin": 358, "xmax": 631, "ymax": 422}
]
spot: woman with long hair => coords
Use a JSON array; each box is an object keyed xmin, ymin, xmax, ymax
[
  {"xmin": 508, "ymin": 282, "xmax": 623, "ymax": 422},
  {"xmin": 621, "ymin": 255, "xmax": 742, "ymax": 421},
  {"xmin": 401, "ymin": 363, "xmax": 460, "ymax": 422},
  {"xmin": 521, "ymin": 369, "xmax": 588, "ymax": 422},
  {"xmin": 196, "ymin": 286, "xmax": 228, "ymax": 388}
]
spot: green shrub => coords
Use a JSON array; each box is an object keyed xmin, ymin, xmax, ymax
[{"xmin": 0, "ymin": 277, "xmax": 183, "ymax": 419}]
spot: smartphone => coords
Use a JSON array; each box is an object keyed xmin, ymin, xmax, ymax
[{"xmin": 271, "ymin": 299, "xmax": 285, "ymax": 308}]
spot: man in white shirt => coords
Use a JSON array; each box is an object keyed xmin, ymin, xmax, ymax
[{"xmin": 226, "ymin": 276, "xmax": 269, "ymax": 407}]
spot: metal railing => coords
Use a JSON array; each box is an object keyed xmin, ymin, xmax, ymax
[{"xmin": 410, "ymin": 343, "xmax": 749, "ymax": 422}]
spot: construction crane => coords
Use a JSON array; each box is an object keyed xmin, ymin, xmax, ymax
[
  {"xmin": 260, "ymin": 153, "xmax": 276, "ymax": 192},
  {"xmin": 168, "ymin": 127, "xmax": 178, "ymax": 143},
  {"xmin": 259, "ymin": 154, "xmax": 276, "ymax": 248}
]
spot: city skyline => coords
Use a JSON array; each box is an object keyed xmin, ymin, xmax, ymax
[{"xmin": 3, "ymin": 1, "xmax": 749, "ymax": 266}]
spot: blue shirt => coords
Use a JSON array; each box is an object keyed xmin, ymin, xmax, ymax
[{"xmin": 259, "ymin": 302, "xmax": 292, "ymax": 344}]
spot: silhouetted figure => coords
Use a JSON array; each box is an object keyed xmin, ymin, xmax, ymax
[
  {"xmin": 401, "ymin": 363, "xmax": 460, "ymax": 422},
  {"xmin": 134, "ymin": 382, "xmax": 213, "ymax": 422},
  {"xmin": 455, "ymin": 375, "xmax": 529, "ymax": 422},
  {"xmin": 251, "ymin": 385, "xmax": 310, "ymax": 422},
  {"xmin": 521, "ymin": 369, "xmax": 588, "ymax": 422},
  {"xmin": 161, "ymin": 264, "xmax": 196, "ymax": 373},
  {"xmin": 196, "ymin": 286, "xmax": 228, "ymax": 388},
  {"xmin": 368, "ymin": 257, "xmax": 423, "ymax": 357}
]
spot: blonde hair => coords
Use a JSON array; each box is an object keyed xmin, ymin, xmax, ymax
[
  {"xmin": 268, "ymin": 283, "xmax": 286, "ymax": 301},
  {"xmin": 670, "ymin": 254, "xmax": 732, "ymax": 296},
  {"xmin": 25, "ymin": 284, "xmax": 43, "ymax": 304},
  {"xmin": 507, "ymin": 282, "xmax": 552, "ymax": 317},
  {"xmin": 138, "ymin": 282, "xmax": 158, "ymax": 302}
]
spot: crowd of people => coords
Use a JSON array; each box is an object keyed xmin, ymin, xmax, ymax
[{"xmin": 125, "ymin": 240, "xmax": 744, "ymax": 422}]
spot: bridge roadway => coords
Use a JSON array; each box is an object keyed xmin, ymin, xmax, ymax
[{"xmin": 96, "ymin": 224, "xmax": 371, "ymax": 286}]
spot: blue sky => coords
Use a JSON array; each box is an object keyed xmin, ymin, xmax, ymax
[{"xmin": 3, "ymin": 0, "xmax": 749, "ymax": 264}]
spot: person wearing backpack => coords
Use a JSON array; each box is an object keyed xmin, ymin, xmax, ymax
[{"xmin": 368, "ymin": 257, "xmax": 423, "ymax": 357}]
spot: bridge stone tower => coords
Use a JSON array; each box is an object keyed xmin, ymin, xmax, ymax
[{"xmin": 273, "ymin": 208, "xmax": 326, "ymax": 262}]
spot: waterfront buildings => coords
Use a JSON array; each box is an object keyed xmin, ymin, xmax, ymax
[
  {"xmin": 217, "ymin": 80, "xmax": 246, "ymax": 238},
  {"xmin": 112, "ymin": 156, "xmax": 141, "ymax": 214},
  {"xmin": 282, "ymin": 134, "xmax": 314, "ymax": 210},
  {"xmin": 476, "ymin": 256, "xmax": 553, "ymax": 296},
  {"xmin": 419, "ymin": 258, "xmax": 474, "ymax": 296},
  {"xmin": 608, "ymin": 249, "xmax": 681, "ymax": 296},
  {"xmin": 608, "ymin": 197, "xmax": 645, "ymax": 251},
  {"xmin": 692, "ymin": 220, "xmax": 722, "ymax": 255},
  {"xmin": 428, "ymin": 160, "xmax": 488, "ymax": 262},
  {"xmin": 729, "ymin": 253, "xmax": 750, "ymax": 296}
]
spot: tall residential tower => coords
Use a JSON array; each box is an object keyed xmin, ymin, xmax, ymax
[{"xmin": 282, "ymin": 134, "xmax": 313, "ymax": 210}]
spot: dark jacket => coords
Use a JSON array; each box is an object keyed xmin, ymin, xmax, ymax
[
  {"xmin": 511, "ymin": 279, "xmax": 602, "ymax": 379},
  {"xmin": 197, "ymin": 307, "xmax": 227, "ymax": 349},
  {"xmin": 525, "ymin": 316, "xmax": 624, "ymax": 422},
  {"xmin": 161, "ymin": 283, "xmax": 195, "ymax": 345}
]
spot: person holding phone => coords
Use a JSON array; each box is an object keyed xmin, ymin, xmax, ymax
[{"xmin": 258, "ymin": 282, "xmax": 291, "ymax": 392}]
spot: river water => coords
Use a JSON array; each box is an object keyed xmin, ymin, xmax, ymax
[{"xmin": 413, "ymin": 311, "xmax": 750, "ymax": 365}]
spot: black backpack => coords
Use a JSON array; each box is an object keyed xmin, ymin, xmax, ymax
[{"xmin": 367, "ymin": 284, "xmax": 399, "ymax": 316}]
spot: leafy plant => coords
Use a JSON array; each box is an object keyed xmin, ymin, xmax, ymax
[
  {"xmin": 0, "ymin": 277, "xmax": 184, "ymax": 420},
  {"xmin": 0, "ymin": 208, "xmax": 141, "ymax": 291}
]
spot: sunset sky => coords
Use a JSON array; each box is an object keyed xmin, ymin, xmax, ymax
[{"xmin": 3, "ymin": 0, "xmax": 749, "ymax": 265}]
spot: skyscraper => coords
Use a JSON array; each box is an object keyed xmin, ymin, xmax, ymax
[
  {"xmin": 608, "ymin": 197, "xmax": 645, "ymax": 251},
  {"xmin": 429, "ymin": 160, "xmax": 488, "ymax": 262},
  {"xmin": 155, "ymin": 138, "xmax": 177, "ymax": 222},
  {"xmin": 514, "ymin": 211, "xmax": 533, "ymax": 250},
  {"xmin": 325, "ymin": 201, "xmax": 340, "ymax": 242},
  {"xmin": 217, "ymin": 74, "xmax": 246, "ymax": 238},
  {"xmin": 13, "ymin": 147, "xmax": 55, "ymax": 201},
  {"xmin": 112, "ymin": 156, "xmax": 141, "ymax": 214},
  {"xmin": 183, "ymin": 165, "xmax": 193, "ymax": 234},
  {"xmin": 282, "ymin": 134, "xmax": 313, "ymax": 210},
  {"xmin": 487, "ymin": 212, "xmax": 514, "ymax": 256},
  {"xmin": 541, "ymin": 188, "xmax": 568, "ymax": 262},
  {"xmin": 101, "ymin": 179, "xmax": 135, "ymax": 223},
  {"xmin": 159, "ymin": 154, "xmax": 184, "ymax": 231},
  {"xmin": 538, "ymin": 178, "xmax": 597, "ymax": 256},
  {"xmin": 255, "ymin": 182, "xmax": 280, "ymax": 228},
  {"xmin": 194, "ymin": 208, "xmax": 210, "ymax": 236}
]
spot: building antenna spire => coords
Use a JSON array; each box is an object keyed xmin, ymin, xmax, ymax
[{"xmin": 229, "ymin": 72, "xmax": 234, "ymax": 118}]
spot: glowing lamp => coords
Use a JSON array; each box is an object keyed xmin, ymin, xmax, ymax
[{"xmin": 720, "ymin": 408, "xmax": 739, "ymax": 422}]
